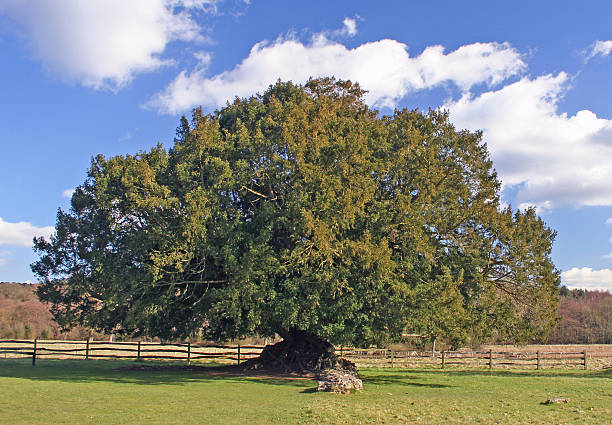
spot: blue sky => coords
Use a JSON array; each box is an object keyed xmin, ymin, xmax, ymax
[{"xmin": 1, "ymin": 0, "xmax": 612, "ymax": 291}]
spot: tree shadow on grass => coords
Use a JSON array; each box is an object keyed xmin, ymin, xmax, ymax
[
  {"xmin": 0, "ymin": 358, "xmax": 315, "ymax": 388},
  {"xmin": 363, "ymin": 373, "xmax": 454, "ymax": 388},
  {"xmin": 405, "ymin": 382, "xmax": 453, "ymax": 388},
  {"xmin": 3, "ymin": 359, "xmax": 607, "ymax": 392}
]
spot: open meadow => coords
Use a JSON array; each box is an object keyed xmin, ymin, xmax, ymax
[{"xmin": 1, "ymin": 358, "xmax": 611, "ymax": 425}]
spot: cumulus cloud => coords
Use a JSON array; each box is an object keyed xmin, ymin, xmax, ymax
[
  {"xmin": 561, "ymin": 267, "xmax": 612, "ymax": 292},
  {"xmin": 0, "ymin": 217, "xmax": 54, "ymax": 247},
  {"xmin": 0, "ymin": 0, "xmax": 217, "ymax": 90},
  {"xmin": 585, "ymin": 40, "xmax": 612, "ymax": 61},
  {"xmin": 148, "ymin": 36, "xmax": 525, "ymax": 114},
  {"xmin": 446, "ymin": 73, "xmax": 612, "ymax": 208}
]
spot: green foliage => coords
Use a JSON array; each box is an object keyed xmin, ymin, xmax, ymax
[
  {"xmin": 407, "ymin": 268, "xmax": 468, "ymax": 349},
  {"xmin": 23, "ymin": 325, "xmax": 33, "ymax": 339},
  {"xmin": 32, "ymin": 78, "xmax": 560, "ymax": 346}
]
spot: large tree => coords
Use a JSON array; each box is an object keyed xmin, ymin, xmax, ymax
[{"xmin": 32, "ymin": 78, "xmax": 559, "ymax": 369}]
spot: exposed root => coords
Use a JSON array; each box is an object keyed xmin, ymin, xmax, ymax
[{"xmin": 243, "ymin": 329, "xmax": 357, "ymax": 375}]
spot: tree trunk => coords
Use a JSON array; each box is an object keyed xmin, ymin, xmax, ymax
[{"xmin": 243, "ymin": 328, "xmax": 357, "ymax": 374}]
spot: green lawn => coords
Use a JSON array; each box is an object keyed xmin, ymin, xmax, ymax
[{"xmin": 1, "ymin": 359, "xmax": 610, "ymax": 424}]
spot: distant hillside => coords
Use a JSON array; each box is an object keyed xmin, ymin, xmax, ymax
[
  {"xmin": 0, "ymin": 282, "xmax": 106, "ymax": 340},
  {"xmin": 547, "ymin": 287, "xmax": 612, "ymax": 344}
]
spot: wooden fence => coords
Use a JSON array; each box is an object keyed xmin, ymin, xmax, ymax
[
  {"xmin": 339, "ymin": 347, "xmax": 600, "ymax": 370},
  {"xmin": 0, "ymin": 339, "xmax": 263, "ymax": 366},
  {"xmin": 2, "ymin": 340, "xmax": 610, "ymax": 370}
]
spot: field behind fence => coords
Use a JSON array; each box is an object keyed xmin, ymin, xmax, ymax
[{"xmin": 2, "ymin": 339, "xmax": 612, "ymax": 370}]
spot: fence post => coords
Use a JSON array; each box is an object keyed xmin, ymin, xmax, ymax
[
  {"xmin": 489, "ymin": 350, "xmax": 493, "ymax": 370},
  {"xmin": 340, "ymin": 345, "xmax": 343, "ymax": 357},
  {"xmin": 32, "ymin": 338, "xmax": 37, "ymax": 366},
  {"xmin": 441, "ymin": 351, "xmax": 446, "ymax": 369},
  {"xmin": 537, "ymin": 350, "xmax": 541, "ymax": 370},
  {"xmin": 390, "ymin": 349, "xmax": 394, "ymax": 368},
  {"xmin": 583, "ymin": 350, "xmax": 588, "ymax": 370},
  {"xmin": 237, "ymin": 344, "xmax": 241, "ymax": 365},
  {"xmin": 137, "ymin": 340, "xmax": 141, "ymax": 362},
  {"xmin": 86, "ymin": 338, "xmax": 90, "ymax": 360},
  {"xmin": 187, "ymin": 342, "xmax": 191, "ymax": 365}
]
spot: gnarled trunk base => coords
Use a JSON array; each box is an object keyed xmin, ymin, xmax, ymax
[{"xmin": 243, "ymin": 329, "xmax": 357, "ymax": 375}]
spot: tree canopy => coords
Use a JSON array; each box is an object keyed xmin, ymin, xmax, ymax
[{"xmin": 32, "ymin": 78, "xmax": 560, "ymax": 348}]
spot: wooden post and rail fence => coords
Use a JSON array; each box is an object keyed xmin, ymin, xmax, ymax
[
  {"xmin": 1, "ymin": 339, "xmax": 606, "ymax": 370},
  {"xmin": 340, "ymin": 347, "xmax": 594, "ymax": 370},
  {"xmin": 0, "ymin": 339, "xmax": 261, "ymax": 366}
]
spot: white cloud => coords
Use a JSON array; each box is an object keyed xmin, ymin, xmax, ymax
[
  {"xmin": 0, "ymin": 217, "xmax": 54, "ymax": 247},
  {"xmin": 0, "ymin": 250, "xmax": 10, "ymax": 267},
  {"xmin": 561, "ymin": 267, "xmax": 612, "ymax": 292},
  {"xmin": 585, "ymin": 40, "xmax": 612, "ymax": 61},
  {"xmin": 342, "ymin": 17, "xmax": 358, "ymax": 37},
  {"xmin": 193, "ymin": 51, "xmax": 213, "ymax": 66},
  {"xmin": 148, "ymin": 36, "xmax": 525, "ymax": 114},
  {"xmin": 446, "ymin": 73, "xmax": 612, "ymax": 208},
  {"xmin": 0, "ymin": 0, "xmax": 216, "ymax": 90},
  {"xmin": 61, "ymin": 189, "xmax": 75, "ymax": 198},
  {"xmin": 176, "ymin": 0, "xmax": 221, "ymax": 11},
  {"xmin": 606, "ymin": 218, "xmax": 612, "ymax": 225},
  {"xmin": 309, "ymin": 17, "xmax": 360, "ymax": 43},
  {"xmin": 604, "ymin": 252, "xmax": 612, "ymax": 259}
]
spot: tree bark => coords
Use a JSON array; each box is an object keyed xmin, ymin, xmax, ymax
[{"xmin": 243, "ymin": 328, "xmax": 357, "ymax": 374}]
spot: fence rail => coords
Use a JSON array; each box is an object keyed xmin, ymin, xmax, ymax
[
  {"xmin": 338, "ymin": 347, "xmax": 609, "ymax": 369},
  {"xmin": 2, "ymin": 340, "xmax": 611, "ymax": 370},
  {"xmin": 0, "ymin": 339, "xmax": 263, "ymax": 366}
]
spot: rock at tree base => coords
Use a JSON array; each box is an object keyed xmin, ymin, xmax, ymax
[
  {"xmin": 243, "ymin": 330, "xmax": 358, "ymax": 375},
  {"xmin": 317, "ymin": 370, "xmax": 363, "ymax": 393}
]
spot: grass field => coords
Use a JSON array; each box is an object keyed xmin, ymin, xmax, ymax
[{"xmin": 1, "ymin": 359, "xmax": 611, "ymax": 424}]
